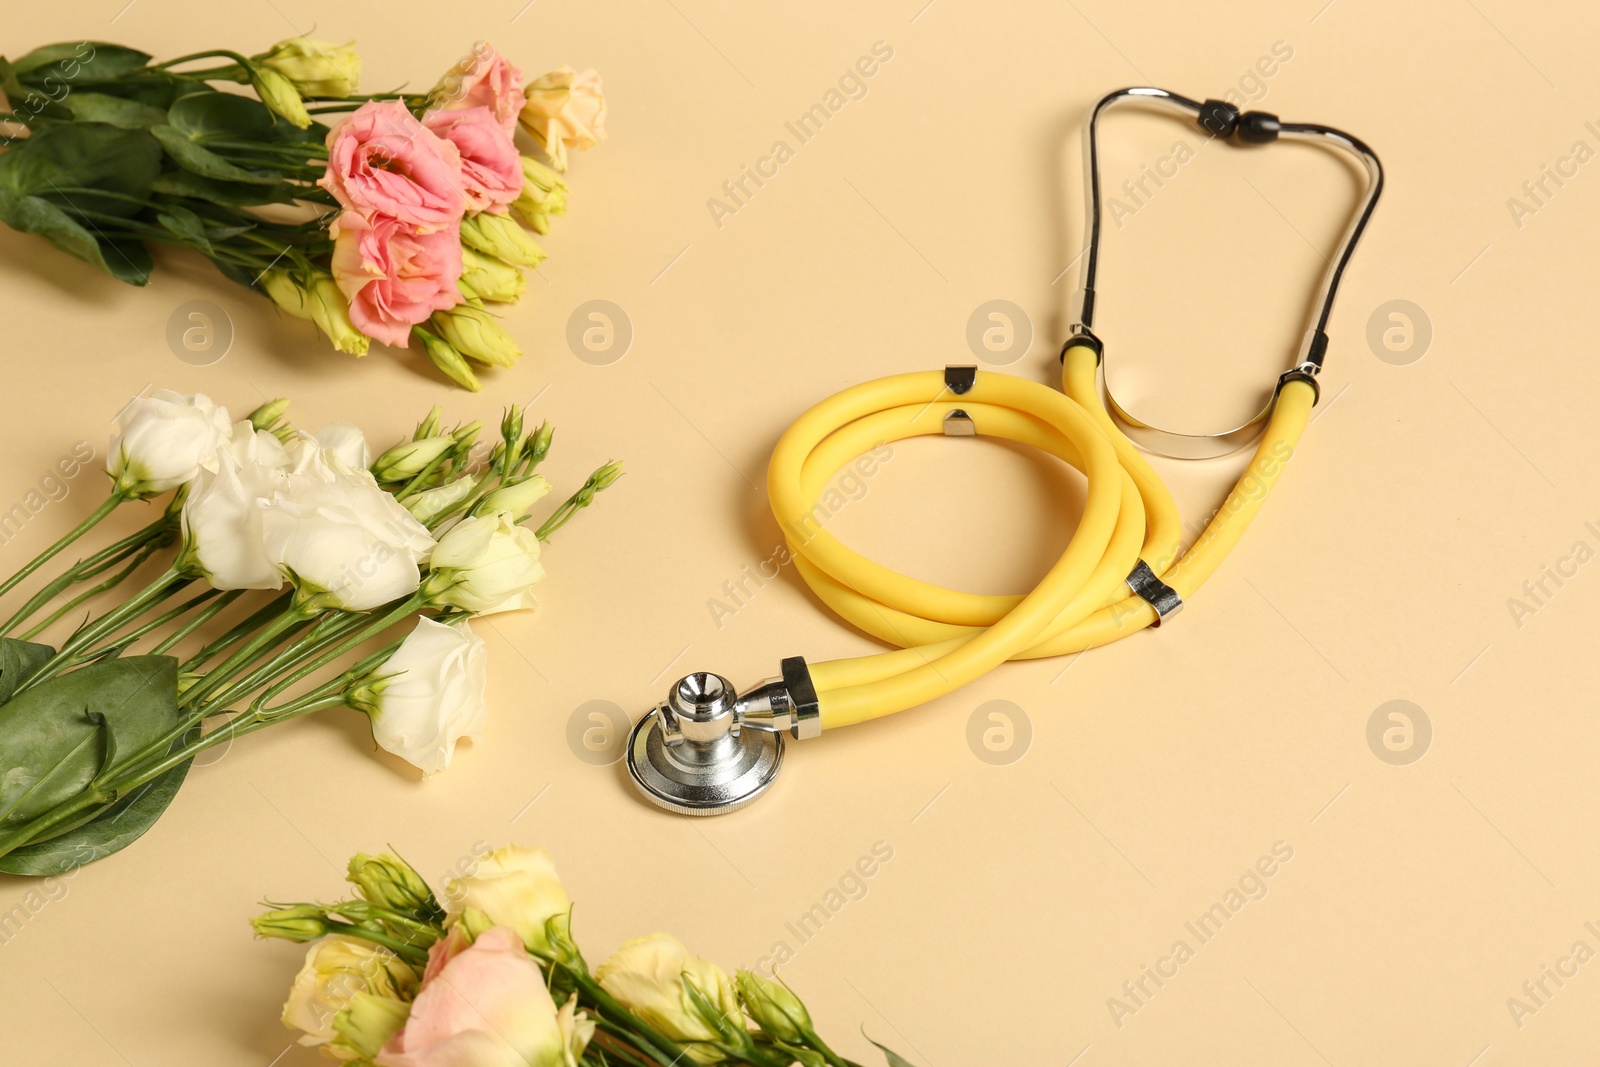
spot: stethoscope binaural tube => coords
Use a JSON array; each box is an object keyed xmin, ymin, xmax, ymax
[
  {"xmin": 1075, "ymin": 88, "xmax": 1385, "ymax": 458},
  {"xmin": 626, "ymin": 88, "xmax": 1382, "ymax": 815}
]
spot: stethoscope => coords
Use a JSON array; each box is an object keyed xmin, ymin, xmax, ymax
[{"xmin": 627, "ymin": 88, "xmax": 1385, "ymax": 815}]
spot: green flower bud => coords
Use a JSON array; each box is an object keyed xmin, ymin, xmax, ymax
[
  {"xmin": 372, "ymin": 436, "xmax": 455, "ymax": 481},
  {"xmin": 249, "ymin": 63, "xmax": 312, "ymax": 128},
  {"xmin": 501, "ymin": 404, "xmax": 524, "ymax": 447},
  {"xmin": 415, "ymin": 406, "xmax": 443, "ymax": 441},
  {"xmin": 404, "ymin": 477, "xmax": 477, "ymax": 526},
  {"xmin": 262, "ymin": 269, "xmax": 369, "ymax": 355},
  {"xmin": 457, "ymin": 247, "xmax": 525, "ymax": 304},
  {"xmin": 460, "ymin": 211, "xmax": 547, "ymax": 268},
  {"xmin": 736, "ymin": 971, "xmax": 812, "ymax": 1044},
  {"xmin": 511, "ymin": 156, "xmax": 570, "ymax": 234},
  {"xmin": 430, "ymin": 304, "xmax": 522, "ymax": 368},
  {"xmin": 347, "ymin": 852, "xmax": 439, "ymax": 919},
  {"xmin": 452, "ymin": 420, "xmax": 483, "ymax": 452},
  {"xmin": 250, "ymin": 904, "xmax": 329, "ymax": 942},
  {"xmin": 413, "ymin": 327, "xmax": 481, "ymax": 392},
  {"xmin": 527, "ymin": 422, "xmax": 554, "ymax": 467},
  {"xmin": 476, "ymin": 474, "xmax": 552, "ymax": 519},
  {"xmin": 247, "ymin": 397, "xmax": 291, "ymax": 433},
  {"xmin": 254, "ymin": 37, "xmax": 361, "ymax": 98}
]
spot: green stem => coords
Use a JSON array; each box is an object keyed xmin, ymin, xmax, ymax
[
  {"xmin": 14, "ymin": 566, "xmax": 188, "ymax": 694},
  {"xmin": 0, "ymin": 512, "xmax": 175, "ymax": 638},
  {"xmin": 180, "ymin": 591, "xmax": 293, "ymax": 673},
  {"xmin": 0, "ymin": 493, "xmax": 124, "ymax": 613},
  {"xmin": 17, "ymin": 540, "xmax": 165, "ymax": 641},
  {"xmin": 101, "ymin": 586, "xmax": 224, "ymax": 653},
  {"xmin": 176, "ymin": 605, "xmax": 314, "ymax": 710},
  {"xmin": 150, "ymin": 589, "xmax": 243, "ymax": 656}
]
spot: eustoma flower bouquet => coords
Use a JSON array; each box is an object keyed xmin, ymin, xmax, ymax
[
  {"xmin": 0, "ymin": 391, "xmax": 620, "ymax": 876},
  {"xmin": 254, "ymin": 845, "xmax": 915, "ymax": 1067},
  {"xmin": 0, "ymin": 37, "xmax": 605, "ymax": 389}
]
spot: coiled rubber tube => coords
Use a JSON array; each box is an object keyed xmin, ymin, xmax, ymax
[{"xmin": 766, "ymin": 340, "xmax": 1315, "ymax": 730}]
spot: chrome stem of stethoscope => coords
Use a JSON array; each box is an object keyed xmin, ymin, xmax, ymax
[
  {"xmin": 627, "ymin": 659, "xmax": 819, "ymax": 815},
  {"xmin": 1071, "ymin": 88, "xmax": 1385, "ymax": 459}
]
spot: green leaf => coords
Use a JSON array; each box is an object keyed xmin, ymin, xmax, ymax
[
  {"xmin": 59, "ymin": 91, "xmax": 166, "ymax": 128},
  {"xmin": 0, "ymin": 188, "xmax": 152, "ymax": 284},
  {"xmin": 0, "ymin": 656, "xmax": 178, "ymax": 831},
  {"xmin": 11, "ymin": 42, "xmax": 151, "ymax": 83},
  {"xmin": 98, "ymin": 235, "xmax": 152, "ymax": 285},
  {"xmin": 0, "ymin": 639, "xmax": 54, "ymax": 704},
  {"xmin": 0, "ymin": 190, "xmax": 110, "ymax": 274},
  {"xmin": 151, "ymin": 124, "xmax": 283, "ymax": 185},
  {"xmin": 167, "ymin": 90, "xmax": 324, "ymax": 144},
  {"xmin": 863, "ymin": 1031, "xmax": 918, "ymax": 1067},
  {"xmin": 155, "ymin": 203, "xmax": 212, "ymax": 254},
  {"xmin": 0, "ymin": 122, "xmax": 161, "ymax": 217},
  {"xmin": 0, "ymin": 726, "xmax": 193, "ymax": 876},
  {"xmin": 150, "ymin": 169, "xmax": 294, "ymax": 207}
]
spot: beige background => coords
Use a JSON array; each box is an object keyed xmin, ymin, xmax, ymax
[{"xmin": 3, "ymin": 0, "xmax": 1599, "ymax": 1064}]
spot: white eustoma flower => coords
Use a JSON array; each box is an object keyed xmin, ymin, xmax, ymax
[
  {"xmin": 108, "ymin": 390, "xmax": 233, "ymax": 497},
  {"xmin": 180, "ymin": 422, "xmax": 291, "ymax": 589},
  {"xmin": 261, "ymin": 465, "xmax": 436, "ymax": 612},
  {"xmin": 313, "ymin": 422, "xmax": 371, "ymax": 470},
  {"xmin": 426, "ymin": 512, "xmax": 544, "ymax": 615},
  {"xmin": 353, "ymin": 616, "xmax": 487, "ymax": 775}
]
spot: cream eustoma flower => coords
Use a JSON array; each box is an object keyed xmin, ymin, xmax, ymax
[
  {"xmin": 517, "ymin": 66, "xmax": 606, "ymax": 171},
  {"xmin": 427, "ymin": 512, "xmax": 544, "ymax": 615},
  {"xmin": 180, "ymin": 420, "xmax": 290, "ymax": 589},
  {"xmin": 444, "ymin": 845, "xmax": 571, "ymax": 956},
  {"xmin": 108, "ymin": 389, "xmax": 233, "ymax": 497},
  {"xmin": 353, "ymin": 616, "xmax": 487, "ymax": 775},
  {"xmin": 280, "ymin": 935, "xmax": 415, "ymax": 1055},
  {"xmin": 595, "ymin": 933, "xmax": 742, "ymax": 1062}
]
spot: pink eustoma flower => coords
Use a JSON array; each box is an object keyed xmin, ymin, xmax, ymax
[
  {"xmin": 376, "ymin": 926, "xmax": 577, "ymax": 1067},
  {"xmin": 330, "ymin": 211, "xmax": 462, "ymax": 348},
  {"xmin": 320, "ymin": 100, "xmax": 467, "ymax": 231},
  {"xmin": 435, "ymin": 43, "xmax": 525, "ymax": 135},
  {"xmin": 423, "ymin": 107, "xmax": 523, "ymax": 214}
]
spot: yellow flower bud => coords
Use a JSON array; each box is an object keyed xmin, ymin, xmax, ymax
[
  {"xmin": 510, "ymin": 157, "xmax": 569, "ymax": 234},
  {"xmin": 457, "ymin": 247, "xmax": 525, "ymax": 303},
  {"xmin": 347, "ymin": 852, "xmax": 440, "ymax": 920},
  {"xmin": 261, "ymin": 269, "xmax": 369, "ymax": 356},
  {"xmin": 250, "ymin": 63, "xmax": 312, "ymax": 128},
  {"xmin": 735, "ymin": 971, "xmax": 812, "ymax": 1044},
  {"xmin": 254, "ymin": 37, "xmax": 361, "ymax": 98},
  {"xmin": 414, "ymin": 326, "xmax": 481, "ymax": 391},
  {"xmin": 431, "ymin": 304, "xmax": 522, "ymax": 368},
  {"xmin": 460, "ymin": 211, "xmax": 547, "ymax": 268}
]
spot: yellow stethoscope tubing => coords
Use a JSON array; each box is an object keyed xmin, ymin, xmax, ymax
[{"xmin": 767, "ymin": 341, "xmax": 1315, "ymax": 730}]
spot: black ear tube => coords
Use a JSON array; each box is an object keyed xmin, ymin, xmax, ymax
[
  {"xmin": 1197, "ymin": 98, "xmax": 1239, "ymax": 138},
  {"xmin": 1236, "ymin": 110, "xmax": 1281, "ymax": 143}
]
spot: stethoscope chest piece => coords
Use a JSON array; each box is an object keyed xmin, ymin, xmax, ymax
[{"xmin": 627, "ymin": 672, "xmax": 785, "ymax": 815}]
